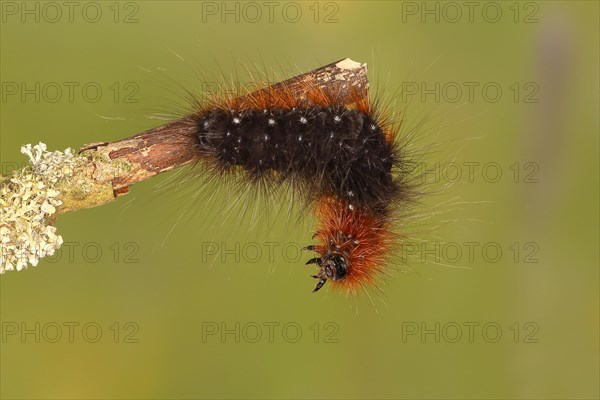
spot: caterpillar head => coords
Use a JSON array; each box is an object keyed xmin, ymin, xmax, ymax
[{"xmin": 305, "ymin": 251, "xmax": 349, "ymax": 292}]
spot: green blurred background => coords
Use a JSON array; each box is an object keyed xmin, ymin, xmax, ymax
[{"xmin": 1, "ymin": 1, "xmax": 598, "ymax": 398}]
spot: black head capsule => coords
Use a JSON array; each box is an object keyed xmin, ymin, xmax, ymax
[{"xmin": 309, "ymin": 254, "xmax": 348, "ymax": 292}]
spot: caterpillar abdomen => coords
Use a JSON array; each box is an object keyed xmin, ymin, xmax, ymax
[{"xmin": 196, "ymin": 105, "xmax": 398, "ymax": 211}]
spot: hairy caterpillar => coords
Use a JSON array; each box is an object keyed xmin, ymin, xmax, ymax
[{"xmin": 183, "ymin": 60, "xmax": 417, "ymax": 294}]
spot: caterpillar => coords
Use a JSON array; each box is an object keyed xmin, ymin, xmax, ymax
[{"xmin": 183, "ymin": 63, "xmax": 417, "ymax": 294}]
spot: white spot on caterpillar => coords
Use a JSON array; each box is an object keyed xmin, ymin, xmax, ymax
[
  {"xmin": 233, "ymin": 117, "xmax": 241, "ymax": 124},
  {"xmin": 370, "ymin": 124, "xmax": 376, "ymax": 130},
  {"xmin": 298, "ymin": 135, "xmax": 303, "ymax": 142},
  {"xmin": 268, "ymin": 118, "xmax": 275, "ymax": 126},
  {"xmin": 203, "ymin": 121, "xmax": 210, "ymax": 128},
  {"xmin": 300, "ymin": 117, "xmax": 307, "ymax": 124},
  {"xmin": 334, "ymin": 115, "xmax": 341, "ymax": 123}
]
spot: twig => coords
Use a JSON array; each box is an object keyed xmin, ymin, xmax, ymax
[
  {"xmin": 0, "ymin": 58, "xmax": 368, "ymax": 272},
  {"xmin": 74, "ymin": 58, "xmax": 368, "ymax": 210}
]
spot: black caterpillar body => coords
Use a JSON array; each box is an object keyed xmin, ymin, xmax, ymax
[{"xmin": 194, "ymin": 106, "xmax": 402, "ymax": 212}]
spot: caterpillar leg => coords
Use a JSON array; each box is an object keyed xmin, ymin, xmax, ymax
[
  {"xmin": 312, "ymin": 276, "xmax": 327, "ymax": 293},
  {"xmin": 304, "ymin": 257, "xmax": 321, "ymax": 266},
  {"xmin": 304, "ymin": 246, "xmax": 349, "ymax": 292}
]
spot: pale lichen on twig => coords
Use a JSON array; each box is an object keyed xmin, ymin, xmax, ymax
[{"xmin": 1, "ymin": 143, "xmax": 78, "ymax": 272}]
